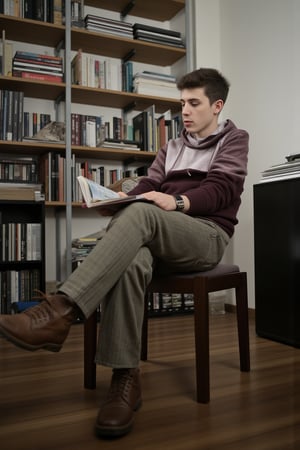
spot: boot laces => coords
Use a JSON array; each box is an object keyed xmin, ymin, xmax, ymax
[
  {"xmin": 109, "ymin": 369, "xmax": 134, "ymax": 401},
  {"xmin": 24, "ymin": 292, "xmax": 55, "ymax": 325}
]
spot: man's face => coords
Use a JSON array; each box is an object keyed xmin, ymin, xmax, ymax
[{"xmin": 180, "ymin": 87, "xmax": 223, "ymax": 138}]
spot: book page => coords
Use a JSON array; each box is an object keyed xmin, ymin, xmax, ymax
[
  {"xmin": 88, "ymin": 178, "xmax": 119, "ymax": 201},
  {"xmin": 77, "ymin": 176, "xmax": 119, "ymax": 205}
]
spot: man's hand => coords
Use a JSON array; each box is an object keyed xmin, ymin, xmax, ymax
[
  {"xmin": 142, "ymin": 191, "xmax": 190, "ymax": 212},
  {"xmin": 118, "ymin": 191, "xmax": 128, "ymax": 198}
]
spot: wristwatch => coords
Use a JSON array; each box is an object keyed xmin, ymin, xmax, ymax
[{"xmin": 174, "ymin": 195, "xmax": 185, "ymax": 211}]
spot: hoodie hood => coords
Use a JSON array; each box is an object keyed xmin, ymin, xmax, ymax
[
  {"xmin": 165, "ymin": 120, "xmax": 236, "ymax": 175},
  {"xmin": 181, "ymin": 119, "xmax": 234, "ymax": 150}
]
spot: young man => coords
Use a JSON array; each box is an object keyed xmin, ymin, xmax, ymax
[{"xmin": 0, "ymin": 68, "xmax": 249, "ymax": 438}]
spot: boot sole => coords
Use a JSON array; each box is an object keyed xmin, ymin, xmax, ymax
[
  {"xmin": 95, "ymin": 399, "xmax": 142, "ymax": 439},
  {"xmin": 0, "ymin": 327, "xmax": 62, "ymax": 352}
]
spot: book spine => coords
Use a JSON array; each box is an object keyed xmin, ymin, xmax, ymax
[
  {"xmin": 17, "ymin": 91, "xmax": 24, "ymax": 141},
  {"xmin": 53, "ymin": 0, "xmax": 63, "ymax": 25},
  {"xmin": 6, "ymin": 90, "xmax": 13, "ymax": 141},
  {"xmin": 13, "ymin": 70, "xmax": 63, "ymax": 83},
  {"xmin": 133, "ymin": 23, "xmax": 181, "ymax": 37},
  {"xmin": 13, "ymin": 56, "xmax": 63, "ymax": 67},
  {"xmin": 0, "ymin": 90, "xmax": 3, "ymax": 140},
  {"xmin": 14, "ymin": 51, "xmax": 62, "ymax": 63}
]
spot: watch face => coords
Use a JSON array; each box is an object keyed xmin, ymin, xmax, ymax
[{"xmin": 175, "ymin": 196, "xmax": 184, "ymax": 210}]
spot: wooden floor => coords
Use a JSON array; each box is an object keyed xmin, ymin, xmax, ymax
[{"xmin": 0, "ymin": 312, "xmax": 299, "ymax": 450}]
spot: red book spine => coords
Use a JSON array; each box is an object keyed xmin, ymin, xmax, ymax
[{"xmin": 13, "ymin": 71, "xmax": 63, "ymax": 83}]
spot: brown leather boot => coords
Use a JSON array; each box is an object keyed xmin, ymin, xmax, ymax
[
  {"xmin": 0, "ymin": 293, "xmax": 79, "ymax": 352},
  {"xmin": 96, "ymin": 368, "xmax": 142, "ymax": 438}
]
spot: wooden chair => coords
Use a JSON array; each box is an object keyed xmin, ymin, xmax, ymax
[{"xmin": 83, "ymin": 263, "xmax": 250, "ymax": 403}]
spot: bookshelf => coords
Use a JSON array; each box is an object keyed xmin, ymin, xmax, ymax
[
  {"xmin": 0, "ymin": 0, "xmax": 186, "ymax": 280},
  {"xmin": 0, "ymin": 200, "xmax": 45, "ymax": 314}
]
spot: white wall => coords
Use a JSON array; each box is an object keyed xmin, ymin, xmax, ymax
[{"xmin": 193, "ymin": 0, "xmax": 300, "ymax": 307}]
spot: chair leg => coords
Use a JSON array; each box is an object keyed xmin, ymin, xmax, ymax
[
  {"xmin": 193, "ymin": 278, "xmax": 210, "ymax": 403},
  {"xmin": 84, "ymin": 310, "xmax": 98, "ymax": 389},
  {"xmin": 140, "ymin": 292, "xmax": 149, "ymax": 361},
  {"xmin": 235, "ymin": 273, "xmax": 250, "ymax": 372}
]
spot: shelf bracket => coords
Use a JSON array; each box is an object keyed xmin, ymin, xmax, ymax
[
  {"xmin": 55, "ymin": 92, "xmax": 65, "ymax": 106},
  {"xmin": 122, "ymin": 48, "xmax": 136, "ymax": 63},
  {"xmin": 121, "ymin": 1, "xmax": 135, "ymax": 20},
  {"xmin": 124, "ymin": 156, "xmax": 139, "ymax": 166},
  {"xmin": 123, "ymin": 101, "xmax": 136, "ymax": 114},
  {"xmin": 55, "ymin": 39, "xmax": 65, "ymax": 56}
]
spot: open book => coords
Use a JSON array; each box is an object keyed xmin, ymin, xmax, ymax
[{"xmin": 77, "ymin": 176, "xmax": 151, "ymax": 209}]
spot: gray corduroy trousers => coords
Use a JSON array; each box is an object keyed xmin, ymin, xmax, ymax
[{"xmin": 60, "ymin": 202, "xmax": 229, "ymax": 368}]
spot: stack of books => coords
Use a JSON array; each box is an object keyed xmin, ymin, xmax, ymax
[
  {"xmin": 101, "ymin": 138, "xmax": 141, "ymax": 151},
  {"xmin": 72, "ymin": 237, "xmax": 98, "ymax": 267},
  {"xmin": 0, "ymin": 155, "xmax": 43, "ymax": 201},
  {"xmin": 0, "ymin": 183, "xmax": 43, "ymax": 201},
  {"xmin": 260, "ymin": 154, "xmax": 300, "ymax": 183},
  {"xmin": 133, "ymin": 71, "xmax": 179, "ymax": 99},
  {"xmin": 133, "ymin": 23, "xmax": 185, "ymax": 48},
  {"xmin": 84, "ymin": 14, "xmax": 133, "ymax": 39},
  {"xmin": 12, "ymin": 51, "xmax": 64, "ymax": 83}
]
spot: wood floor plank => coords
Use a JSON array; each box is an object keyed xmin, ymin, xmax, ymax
[{"xmin": 0, "ymin": 313, "xmax": 299, "ymax": 449}]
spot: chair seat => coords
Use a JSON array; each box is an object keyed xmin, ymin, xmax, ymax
[{"xmin": 150, "ymin": 263, "xmax": 240, "ymax": 280}]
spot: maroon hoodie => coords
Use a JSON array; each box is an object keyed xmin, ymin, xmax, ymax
[{"xmin": 129, "ymin": 119, "xmax": 249, "ymax": 237}]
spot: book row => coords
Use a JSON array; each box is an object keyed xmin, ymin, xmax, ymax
[
  {"xmin": 0, "ymin": 90, "xmax": 52, "ymax": 141},
  {"xmin": 40, "ymin": 152, "xmax": 145, "ymax": 202},
  {"xmin": 2, "ymin": 29, "xmax": 180, "ymax": 92},
  {"xmin": 148, "ymin": 292, "xmax": 194, "ymax": 316},
  {"xmin": 24, "ymin": 112, "xmax": 52, "ymax": 138},
  {"xmin": 71, "ymin": 113, "xmax": 137, "ymax": 147},
  {"xmin": 0, "ymin": 0, "xmax": 65, "ymax": 25},
  {"xmin": 70, "ymin": 109, "xmax": 182, "ymax": 151},
  {"xmin": 71, "ymin": 50, "xmax": 133, "ymax": 92},
  {"xmin": 0, "ymin": 155, "xmax": 38, "ymax": 183},
  {"xmin": 0, "ymin": 88, "xmax": 181, "ymax": 152},
  {"xmin": 71, "ymin": 50, "xmax": 177, "ymax": 97},
  {"xmin": 0, "ymin": 222, "xmax": 42, "ymax": 262},
  {"xmin": 0, "ymin": 268, "xmax": 41, "ymax": 313},
  {"xmin": 133, "ymin": 107, "xmax": 182, "ymax": 152}
]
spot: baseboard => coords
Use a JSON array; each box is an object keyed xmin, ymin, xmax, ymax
[{"xmin": 225, "ymin": 303, "xmax": 256, "ymax": 319}]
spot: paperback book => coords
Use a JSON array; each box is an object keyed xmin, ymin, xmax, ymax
[{"xmin": 77, "ymin": 175, "xmax": 151, "ymax": 209}]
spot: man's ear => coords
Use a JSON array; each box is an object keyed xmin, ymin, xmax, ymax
[{"xmin": 214, "ymin": 99, "xmax": 224, "ymax": 114}]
